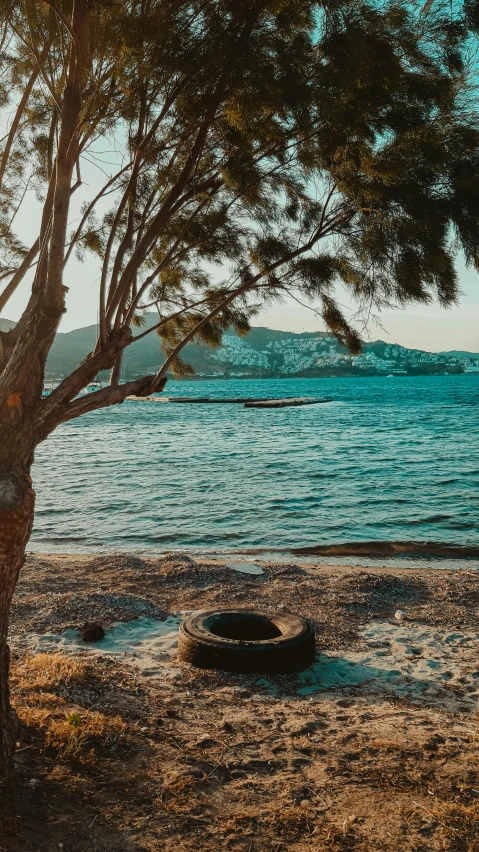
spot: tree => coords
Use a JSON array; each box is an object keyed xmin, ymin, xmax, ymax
[{"xmin": 0, "ymin": 0, "xmax": 478, "ymax": 773}]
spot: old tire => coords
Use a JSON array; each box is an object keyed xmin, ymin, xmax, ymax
[{"xmin": 178, "ymin": 609, "xmax": 315, "ymax": 674}]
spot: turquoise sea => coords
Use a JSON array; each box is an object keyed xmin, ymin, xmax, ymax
[{"xmin": 30, "ymin": 374, "xmax": 479, "ymax": 569}]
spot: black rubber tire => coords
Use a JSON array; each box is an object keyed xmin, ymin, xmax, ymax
[{"xmin": 178, "ymin": 609, "xmax": 315, "ymax": 674}]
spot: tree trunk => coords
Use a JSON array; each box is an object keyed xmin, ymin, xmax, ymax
[{"xmin": 0, "ymin": 472, "xmax": 35, "ymax": 776}]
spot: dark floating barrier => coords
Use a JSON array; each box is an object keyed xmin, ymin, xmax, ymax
[
  {"xmin": 166, "ymin": 396, "xmax": 331, "ymax": 407},
  {"xmin": 168, "ymin": 396, "xmax": 252, "ymax": 403},
  {"xmin": 244, "ymin": 397, "xmax": 331, "ymax": 408},
  {"xmin": 291, "ymin": 540, "xmax": 479, "ymax": 558}
]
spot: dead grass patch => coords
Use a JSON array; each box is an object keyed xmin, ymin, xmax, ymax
[
  {"xmin": 368, "ymin": 738, "xmax": 411, "ymax": 753},
  {"xmin": 263, "ymin": 804, "xmax": 316, "ymax": 839},
  {"xmin": 405, "ymin": 800, "xmax": 479, "ymax": 852},
  {"xmin": 17, "ymin": 702, "xmax": 129, "ymax": 759},
  {"xmin": 14, "ymin": 653, "xmax": 88, "ymax": 690},
  {"xmin": 307, "ymin": 819, "xmax": 370, "ymax": 851},
  {"xmin": 45, "ymin": 710, "xmax": 128, "ymax": 757},
  {"xmin": 10, "ymin": 654, "xmax": 131, "ymax": 763},
  {"xmin": 156, "ymin": 776, "xmax": 195, "ymax": 812}
]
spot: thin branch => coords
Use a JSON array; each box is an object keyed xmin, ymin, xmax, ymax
[
  {"xmin": 0, "ymin": 240, "xmax": 40, "ymax": 313},
  {"xmin": 63, "ymin": 161, "xmax": 133, "ymax": 267},
  {"xmin": 131, "ymin": 296, "xmax": 215, "ymax": 343},
  {"xmin": 0, "ymin": 63, "xmax": 40, "ymax": 188},
  {"xmin": 39, "ymin": 375, "xmax": 168, "ymax": 438},
  {"xmin": 125, "ymin": 195, "xmax": 213, "ymax": 324},
  {"xmin": 43, "ymin": 0, "xmax": 81, "ymax": 56},
  {"xmin": 10, "ymin": 24, "xmax": 61, "ymax": 110}
]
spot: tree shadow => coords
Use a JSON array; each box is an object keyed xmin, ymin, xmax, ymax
[
  {"xmin": 0, "ymin": 770, "xmax": 148, "ymax": 852},
  {"xmin": 254, "ymin": 652, "xmax": 477, "ymax": 714}
]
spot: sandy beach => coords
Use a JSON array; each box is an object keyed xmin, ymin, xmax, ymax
[{"xmin": 2, "ymin": 553, "xmax": 479, "ymax": 851}]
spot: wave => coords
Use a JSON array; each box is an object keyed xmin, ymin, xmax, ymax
[{"xmin": 289, "ymin": 541, "xmax": 479, "ymax": 558}]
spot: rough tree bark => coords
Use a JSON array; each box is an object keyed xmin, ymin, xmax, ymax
[{"xmin": 0, "ymin": 467, "xmax": 35, "ymax": 771}]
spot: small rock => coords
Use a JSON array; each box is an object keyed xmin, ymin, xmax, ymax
[
  {"xmin": 81, "ymin": 622, "xmax": 105, "ymax": 642},
  {"xmin": 230, "ymin": 769, "xmax": 247, "ymax": 779},
  {"xmin": 221, "ymin": 721, "xmax": 234, "ymax": 733},
  {"xmin": 183, "ymin": 768, "xmax": 204, "ymax": 779},
  {"xmin": 394, "ymin": 610, "xmax": 405, "ymax": 622},
  {"xmin": 194, "ymin": 737, "xmax": 217, "ymax": 748}
]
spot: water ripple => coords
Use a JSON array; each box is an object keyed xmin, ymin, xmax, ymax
[{"xmin": 31, "ymin": 374, "xmax": 479, "ymax": 560}]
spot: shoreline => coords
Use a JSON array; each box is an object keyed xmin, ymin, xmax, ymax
[{"xmin": 25, "ymin": 547, "xmax": 479, "ymax": 575}]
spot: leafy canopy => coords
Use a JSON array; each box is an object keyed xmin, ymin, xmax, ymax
[{"xmin": 0, "ymin": 0, "xmax": 478, "ymax": 439}]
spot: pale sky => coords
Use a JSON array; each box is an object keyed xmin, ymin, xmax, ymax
[
  {"xmin": 2, "ymin": 161, "xmax": 479, "ymax": 353},
  {"xmin": 2, "ymin": 251, "xmax": 479, "ymax": 353},
  {"xmin": 258, "ymin": 258, "xmax": 479, "ymax": 353}
]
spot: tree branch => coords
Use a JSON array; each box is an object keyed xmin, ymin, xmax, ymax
[
  {"xmin": 150, "ymin": 220, "xmax": 337, "ymax": 388},
  {"xmin": 0, "ymin": 63, "xmax": 40, "ymax": 188},
  {"xmin": 0, "ymin": 239, "xmax": 40, "ymax": 313},
  {"xmin": 39, "ymin": 375, "xmax": 168, "ymax": 438},
  {"xmin": 43, "ymin": 0, "xmax": 82, "ymax": 56}
]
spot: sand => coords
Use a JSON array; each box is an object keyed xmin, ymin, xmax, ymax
[
  {"xmin": 27, "ymin": 612, "xmax": 479, "ymax": 714},
  {"xmin": 3, "ymin": 552, "xmax": 479, "ymax": 852}
]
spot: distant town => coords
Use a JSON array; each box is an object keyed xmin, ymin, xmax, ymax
[
  {"xmin": 208, "ymin": 334, "xmax": 479, "ymax": 378},
  {"xmin": 40, "ymin": 326, "xmax": 479, "ymax": 380},
  {"xmin": 2, "ymin": 317, "xmax": 477, "ymax": 380}
]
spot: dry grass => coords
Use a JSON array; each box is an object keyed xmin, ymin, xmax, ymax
[
  {"xmin": 12, "ymin": 653, "xmax": 130, "ymax": 761},
  {"xmin": 15, "ymin": 652, "xmax": 88, "ymax": 689},
  {"xmin": 367, "ymin": 738, "xmax": 409, "ymax": 753},
  {"xmin": 405, "ymin": 801, "xmax": 479, "ymax": 852},
  {"xmin": 157, "ymin": 776, "xmax": 195, "ymax": 812},
  {"xmin": 263, "ymin": 804, "xmax": 316, "ymax": 839},
  {"xmin": 42, "ymin": 710, "xmax": 129, "ymax": 758}
]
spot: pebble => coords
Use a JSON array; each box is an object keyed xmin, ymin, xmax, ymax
[
  {"xmin": 194, "ymin": 737, "xmax": 217, "ymax": 748},
  {"xmin": 394, "ymin": 610, "xmax": 405, "ymax": 622},
  {"xmin": 81, "ymin": 622, "xmax": 105, "ymax": 642},
  {"xmin": 183, "ymin": 768, "xmax": 204, "ymax": 779}
]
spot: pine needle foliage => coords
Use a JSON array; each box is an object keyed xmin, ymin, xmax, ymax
[{"xmin": 0, "ymin": 0, "xmax": 478, "ymax": 414}]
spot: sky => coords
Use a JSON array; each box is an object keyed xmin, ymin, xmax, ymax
[
  {"xmin": 2, "ymin": 156, "xmax": 479, "ymax": 353},
  {"xmin": 3, "ymin": 252, "xmax": 478, "ymax": 353},
  {"xmin": 258, "ymin": 258, "xmax": 479, "ymax": 353}
]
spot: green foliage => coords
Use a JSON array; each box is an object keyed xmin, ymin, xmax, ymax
[
  {"xmin": 67, "ymin": 712, "xmax": 82, "ymax": 728},
  {"xmin": 1, "ymin": 0, "xmax": 479, "ymax": 384}
]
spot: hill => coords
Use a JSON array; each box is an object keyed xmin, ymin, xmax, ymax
[{"xmin": 1, "ymin": 315, "xmax": 478, "ymax": 378}]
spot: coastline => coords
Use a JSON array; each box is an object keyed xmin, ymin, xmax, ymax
[
  {"xmin": 21, "ymin": 548, "xmax": 479, "ymax": 573},
  {"xmin": 25, "ymin": 544, "xmax": 479, "ymax": 575}
]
